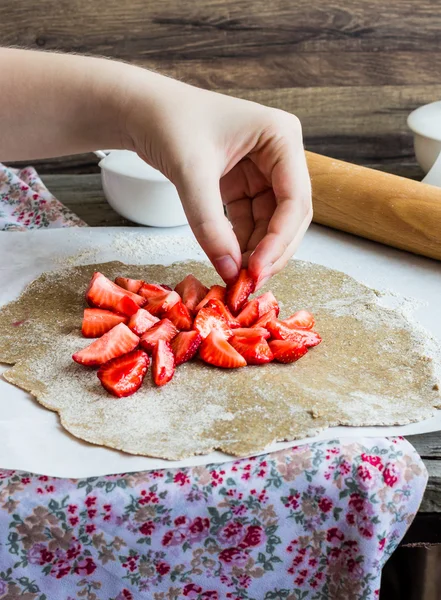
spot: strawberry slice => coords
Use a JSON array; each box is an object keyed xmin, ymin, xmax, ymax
[
  {"xmin": 286, "ymin": 327, "xmax": 322, "ymax": 348},
  {"xmin": 269, "ymin": 339, "xmax": 308, "ymax": 363},
  {"xmin": 283, "ymin": 310, "xmax": 315, "ymax": 330},
  {"xmin": 140, "ymin": 319, "xmax": 179, "ymax": 352},
  {"xmin": 230, "ymin": 335, "xmax": 274, "ymax": 365},
  {"xmin": 230, "ymin": 327, "xmax": 271, "ymax": 340},
  {"xmin": 81, "ymin": 308, "xmax": 128, "ymax": 338},
  {"xmin": 163, "ymin": 300, "xmax": 193, "ymax": 331},
  {"xmin": 86, "ymin": 272, "xmax": 146, "ymax": 315},
  {"xmin": 160, "ymin": 284, "xmax": 173, "ymax": 291},
  {"xmin": 138, "ymin": 283, "xmax": 172, "ymax": 301},
  {"xmin": 145, "ymin": 290, "xmax": 181, "ymax": 317},
  {"xmin": 193, "ymin": 306, "xmax": 232, "ymax": 340},
  {"xmin": 195, "ymin": 285, "xmax": 226, "ymax": 312},
  {"xmin": 226, "ymin": 269, "xmax": 255, "ymax": 315},
  {"xmin": 266, "ymin": 319, "xmax": 322, "ymax": 348},
  {"xmin": 115, "ymin": 277, "xmax": 144, "ymax": 294},
  {"xmin": 152, "ymin": 339, "xmax": 175, "ymax": 386},
  {"xmin": 236, "ymin": 291, "xmax": 279, "ymax": 327},
  {"xmin": 171, "ymin": 330, "xmax": 202, "ymax": 365},
  {"xmin": 236, "ymin": 299, "xmax": 259, "ymax": 327},
  {"xmin": 175, "ymin": 274, "xmax": 208, "ymax": 312},
  {"xmin": 114, "ymin": 295, "xmax": 141, "ymax": 317},
  {"xmin": 73, "ymin": 323, "xmax": 139, "ymax": 366},
  {"xmin": 128, "ymin": 308, "xmax": 159, "ymax": 336},
  {"xmin": 205, "ymin": 298, "xmax": 240, "ymax": 329},
  {"xmin": 199, "ymin": 330, "xmax": 246, "ymax": 368},
  {"xmin": 266, "ymin": 319, "xmax": 306, "ymax": 343},
  {"xmin": 97, "ymin": 349, "xmax": 149, "ymax": 397},
  {"xmin": 266, "ymin": 319, "xmax": 321, "ymax": 348},
  {"xmin": 257, "ymin": 292, "xmax": 280, "ymax": 318},
  {"xmin": 252, "ymin": 308, "xmax": 279, "ymax": 329}
]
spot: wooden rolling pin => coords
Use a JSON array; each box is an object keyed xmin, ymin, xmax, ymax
[{"xmin": 306, "ymin": 151, "xmax": 441, "ymax": 261}]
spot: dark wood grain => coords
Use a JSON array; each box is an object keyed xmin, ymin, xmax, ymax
[
  {"xmin": 2, "ymin": 0, "xmax": 441, "ymax": 57},
  {"xmin": 151, "ymin": 53, "xmax": 441, "ymax": 89},
  {"xmin": 407, "ymin": 432, "xmax": 441, "ymax": 460},
  {"xmin": 419, "ymin": 460, "xmax": 441, "ymax": 514},
  {"xmin": 40, "ymin": 174, "xmax": 133, "ymax": 226}
]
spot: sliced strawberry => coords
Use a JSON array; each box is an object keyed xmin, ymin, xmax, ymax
[
  {"xmin": 163, "ymin": 300, "xmax": 193, "ymax": 331},
  {"xmin": 114, "ymin": 277, "xmax": 144, "ymax": 294},
  {"xmin": 252, "ymin": 308, "xmax": 279, "ymax": 329},
  {"xmin": 195, "ymin": 285, "xmax": 226, "ymax": 312},
  {"xmin": 205, "ymin": 298, "xmax": 240, "ymax": 329},
  {"xmin": 128, "ymin": 308, "xmax": 159, "ymax": 336},
  {"xmin": 152, "ymin": 339, "xmax": 175, "ymax": 386},
  {"xmin": 225, "ymin": 269, "xmax": 255, "ymax": 315},
  {"xmin": 140, "ymin": 319, "xmax": 179, "ymax": 352},
  {"xmin": 160, "ymin": 284, "xmax": 173, "ymax": 291},
  {"xmin": 171, "ymin": 330, "xmax": 202, "ymax": 365},
  {"xmin": 283, "ymin": 310, "xmax": 315, "ymax": 330},
  {"xmin": 236, "ymin": 299, "xmax": 259, "ymax": 327},
  {"xmin": 175, "ymin": 274, "xmax": 208, "ymax": 312},
  {"xmin": 269, "ymin": 339, "xmax": 308, "ymax": 363},
  {"xmin": 81, "ymin": 308, "xmax": 128, "ymax": 338},
  {"xmin": 257, "ymin": 292, "xmax": 280, "ymax": 318},
  {"xmin": 199, "ymin": 330, "xmax": 246, "ymax": 368},
  {"xmin": 86, "ymin": 272, "xmax": 146, "ymax": 315},
  {"xmin": 230, "ymin": 335, "xmax": 274, "ymax": 365},
  {"xmin": 114, "ymin": 295, "xmax": 141, "ymax": 317},
  {"xmin": 286, "ymin": 327, "xmax": 322, "ymax": 348},
  {"xmin": 237, "ymin": 292, "xmax": 279, "ymax": 327},
  {"xmin": 266, "ymin": 319, "xmax": 321, "ymax": 348},
  {"xmin": 193, "ymin": 306, "xmax": 232, "ymax": 340},
  {"xmin": 73, "ymin": 323, "xmax": 139, "ymax": 366},
  {"xmin": 97, "ymin": 349, "xmax": 149, "ymax": 397},
  {"xmin": 145, "ymin": 290, "xmax": 180, "ymax": 317},
  {"xmin": 230, "ymin": 327, "xmax": 270, "ymax": 340},
  {"xmin": 266, "ymin": 319, "xmax": 306, "ymax": 344},
  {"xmin": 138, "ymin": 283, "xmax": 172, "ymax": 301}
]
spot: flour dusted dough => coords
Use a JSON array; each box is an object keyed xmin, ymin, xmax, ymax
[{"xmin": 0, "ymin": 260, "xmax": 440, "ymax": 460}]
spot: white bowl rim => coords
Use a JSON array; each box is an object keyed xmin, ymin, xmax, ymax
[
  {"xmin": 98, "ymin": 150, "xmax": 171, "ymax": 184},
  {"xmin": 407, "ymin": 101, "xmax": 441, "ymax": 143}
]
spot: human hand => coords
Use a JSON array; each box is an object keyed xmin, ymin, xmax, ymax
[
  {"xmin": 122, "ymin": 73, "xmax": 312, "ymax": 288},
  {"xmin": 0, "ymin": 50, "xmax": 311, "ymax": 287}
]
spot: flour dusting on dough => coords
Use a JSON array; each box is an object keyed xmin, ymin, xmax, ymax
[{"xmin": 0, "ymin": 260, "xmax": 440, "ymax": 460}]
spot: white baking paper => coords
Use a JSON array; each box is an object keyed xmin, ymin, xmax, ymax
[{"xmin": 1, "ymin": 225, "xmax": 441, "ymax": 477}]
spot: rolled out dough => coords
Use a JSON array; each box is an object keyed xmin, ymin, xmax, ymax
[{"xmin": 0, "ymin": 260, "xmax": 440, "ymax": 460}]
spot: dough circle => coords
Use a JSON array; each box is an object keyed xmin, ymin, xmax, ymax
[{"xmin": 0, "ymin": 260, "xmax": 439, "ymax": 460}]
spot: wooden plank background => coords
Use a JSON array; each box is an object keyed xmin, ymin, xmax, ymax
[{"xmin": 1, "ymin": 0, "xmax": 440, "ymax": 175}]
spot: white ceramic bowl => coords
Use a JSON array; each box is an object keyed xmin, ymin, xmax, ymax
[
  {"xmin": 96, "ymin": 150, "xmax": 188, "ymax": 227},
  {"xmin": 407, "ymin": 101, "xmax": 441, "ymax": 174}
]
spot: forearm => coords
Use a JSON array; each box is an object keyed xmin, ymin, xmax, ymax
[{"xmin": 0, "ymin": 48, "xmax": 135, "ymax": 161}]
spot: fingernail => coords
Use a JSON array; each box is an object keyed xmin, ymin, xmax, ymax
[{"xmin": 214, "ymin": 255, "xmax": 239, "ymax": 282}]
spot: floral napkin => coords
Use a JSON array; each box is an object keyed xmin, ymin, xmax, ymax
[{"xmin": 0, "ymin": 163, "xmax": 86, "ymax": 231}]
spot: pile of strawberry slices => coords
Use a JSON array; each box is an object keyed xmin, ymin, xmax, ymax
[{"xmin": 72, "ymin": 270, "xmax": 321, "ymax": 397}]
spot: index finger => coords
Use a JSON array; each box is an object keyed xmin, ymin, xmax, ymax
[{"xmin": 247, "ymin": 134, "xmax": 312, "ymax": 282}]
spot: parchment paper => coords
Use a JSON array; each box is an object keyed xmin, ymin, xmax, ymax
[{"xmin": 1, "ymin": 226, "xmax": 441, "ymax": 477}]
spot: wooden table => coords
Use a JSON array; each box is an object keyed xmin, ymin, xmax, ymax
[{"xmin": 43, "ymin": 172, "xmax": 441, "ymax": 546}]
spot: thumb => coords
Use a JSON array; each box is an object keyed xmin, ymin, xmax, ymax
[{"xmin": 176, "ymin": 170, "xmax": 242, "ymax": 283}]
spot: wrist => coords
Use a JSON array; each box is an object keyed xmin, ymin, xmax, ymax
[
  {"xmin": 79, "ymin": 57, "xmax": 139, "ymax": 153},
  {"xmin": 113, "ymin": 65, "xmax": 184, "ymax": 156}
]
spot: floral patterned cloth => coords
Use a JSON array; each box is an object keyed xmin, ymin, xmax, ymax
[
  {"xmin": 0, "ymin": 163, "xmax": 86, "ymax": 230},
  {"xmin": 0, "ymin": 163, "xmax": 428, "ymax": 599},
  {"xmin": 0, "ymin": 439, "xmax": 427, "ymax": 600}
]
